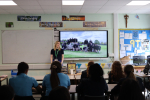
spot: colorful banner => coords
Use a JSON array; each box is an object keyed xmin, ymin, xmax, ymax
[
  {"xmin": 17, "ymin": 16, "xmax": 41, "ymax": 21},
  {"xmin": 62, "ymin": 15, "xmax": 85, "ymax": 21},
  {"xmin": 83, "ymin": 21, "xmax": 106, "ymax": 27},
  {"xmin": 6, "ymin": 22, "xmax": 14, "ymax": 28},
  {"xmin": 101, "ymin": 63, "xmax": 105, "ymax": 68},
  {"xmin": 39, "ymin": 22, "xmax": 63, "ymax": 27}
]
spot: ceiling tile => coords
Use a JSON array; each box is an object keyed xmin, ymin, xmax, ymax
[
  {"xmin": 20, "ymin": 6, "xmax": 42, "ymax": 10},
  {"xmin": 37, "ymin": 0, "xmax": 61, "ymax": 5},
  {"xmin": 80, "ymin": 9, "xmax": 98, "ymax": 13},
  {"xmin": 13, "ymin": 0, "xmax": 39, "ymax": 5},
  {"xmin": 62, "ymin": 5, "xmax": 82, "ymax": 10},
  {"xmin": 44, "ymin": 10, "xmax": 62, "ymax": 14},
  {"xmin": 62, "ymin": 9, "xmax": 80, "ymax": 13},
  {"xmin": 0, "ymin": 6, "xmax": 22, "ymax": 10},
  {"xmin": 83, "ymin": 0, "xmax": 108, "ymax": 6},
  {"xmin": 0, "ymin": 9, "xmax": 9, "ymax": 14},
  {"xmin": 114, "ymin": 10, "xmax": 133, "ymax": 13},
  {"xmin": 82, "ymin": 5, "xmax": 102, "ymax": 9},
  {"xmin": 4, "ymin": 9, "xmax": 27, "ymax": 14},
  {"xmin": 97, "ymin": 10, "xmax": 116, "ymax": 13},
  {"xmin": 100, "ymin": 6, "xmax": 122, "ymax": 10},
  {"xmin": 119, "ymin": 5, "xmax": 143, "ymax": 10},
  {"xmin": 25, "ymin": 10, "xmax": 44, "ymax": 14},
  {"xmin": 41, "ymin": 6, "xmax": 61, "ymax": 10},
  {"xmin": 104, "ymin": 1, "xmax": 131, "ymax": 6}
]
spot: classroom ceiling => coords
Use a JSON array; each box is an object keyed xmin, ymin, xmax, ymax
[{"xmin": 0, "ymin": 0, "xmax": 150, "ymax": 14}]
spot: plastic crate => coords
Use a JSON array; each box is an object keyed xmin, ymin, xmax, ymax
[{"xmin": 11, "ymin": 70, "xmax": 17, "ymax": 77}]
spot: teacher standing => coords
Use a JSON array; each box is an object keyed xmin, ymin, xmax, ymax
[{"xmin": 50, "ymin": 41, "xmax": 64, "ymax": 64}]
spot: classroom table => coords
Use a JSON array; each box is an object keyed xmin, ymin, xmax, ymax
[
  {"xmin": 0, "ymin": 76, "xmax": 8, "ymax": 86},
  {"xmin": 31, "ymin": 74, "xmax": 108, "ymax": 81}
]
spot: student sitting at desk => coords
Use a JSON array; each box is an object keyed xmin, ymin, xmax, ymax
[
  {"xmin": 81, "ymin": 61, "xmax": 94, "ymax": 80},
  {"xmin": 76, "ymin": 63, "xmax": 108, "ymax": 100},
  {"xmin": 9, "ymin": 62, "xmax": 42, "ymax": 100},
  {"xmin": 111, "ymin": 65, "xmax": 145, "ymax": 97},
  {"xmin": 41, "ymin": 61, "xmax": 70, "ymax": 100},
  {"xmin": 118, "ymin": 79, "xmax": 144, "ymax": 100},
  {"xmin": 108, "ymin": 61, "xmax": 125, "ymax": 84}
]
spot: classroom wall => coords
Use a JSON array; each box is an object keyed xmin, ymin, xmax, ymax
[
  {"xmin": 0, "ymin": 13, "xmax": 150, "ymax": 85},
  {"xmin": 118, "ymin": 14, "xmax": 150, "ymax": 29}
]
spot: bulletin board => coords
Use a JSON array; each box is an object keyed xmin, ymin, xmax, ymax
[{"xmin": 119, "ymin": 29, "xmax": 150, "ymax": 59}]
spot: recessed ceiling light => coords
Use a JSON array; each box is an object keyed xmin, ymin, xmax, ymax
[
  {"xmin": 0, "ymin": 1, "xmax": 17, "ymax": 6},
  {"xmin": 127, "ymin": 1, "xmax": 150, "ymax": 5},
  {"xmin": 62, "ymin": 0, "xmax": 84, "ymax": 5}
]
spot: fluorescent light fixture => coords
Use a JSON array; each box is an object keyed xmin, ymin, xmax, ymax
[
  {"xmin": 127, "ymin": 1, "xmax": 150, "ymax": 5},
  {"xmin": 62, "ymin": 0, "xmax": 84, "ymax": 5},
  {"xmin": 0, "ymin": 0, "xmax": 17, "ymax": 5}
]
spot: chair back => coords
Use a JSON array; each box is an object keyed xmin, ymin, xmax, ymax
[
  {"xmin": 84, "ymin": 95, "xmax": 107, "ymax": 100},
  {"xmin": 14, "ymin": 96, "xmax": 35, "ymax": 100}
]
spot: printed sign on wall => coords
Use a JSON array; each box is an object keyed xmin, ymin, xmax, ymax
[
  {"xmin": 6, "ymin": 22, "xmax": 14, "ymax": 28},
  {"xmin": 83, "ymin": 21, "xmax": 106, "ymax": 27},
  {"xmin": 17, "ymin": 16, "xmax": 41, "ymax": 21},
  {"xmin": 39, "ymin": 22, "xmax": 63, "ymax": 27},
  {"xmin": 62, "ymin": 15, "xmax": 85, "ymax": 21}
]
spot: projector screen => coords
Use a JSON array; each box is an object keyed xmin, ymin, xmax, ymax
[{"xmin": 60, "ymin": 30, "xmax": 108, "ymax": 58}]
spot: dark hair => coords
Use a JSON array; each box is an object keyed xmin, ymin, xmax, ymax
[
  {"xmin": 0, "ymin": 85, "xmax": 15, "ymax": 100},
  {"xmin": 49, "ymin": 86, "xmax": 70, "ymax": 100},
  {"xmin": 111, "ymin": 61, "xmax": 125, "ymax": 82},
  {"xmin": 118, "ymin": 79, "xmax": 145, "ymax": 100},
  {"xmin": 89, "ymin": 63, "xmax": 104, "ymax": 81},
  {"xmin": 50, "ymin": 61, "xmax": 62, "ymax": 89},
  {"xmin": 17, "ymin": 62, "xmax": 29, "ymax": 75},
  {"xmin": 87, "ymin": 61, "xmax": 94, "ymax": 77},
  {"xmin": 124, "ymin": 65, "xmax": 136, "ymax": 80}
]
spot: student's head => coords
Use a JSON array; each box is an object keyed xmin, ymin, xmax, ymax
[
  {"xmin": 118, "ymin": 79, "xmax": 144, "ymax": 100},
  {"xmin": 49, "ymin": 86, "xmax": 70, "ymax": 100},
  {"xmin": 17, "ymin": 62, "xmax": 29, "ymax": 75},
  {"xmin": 87, "ymin": 61, "xmax": 94, "ymax": 77},
  {"xmin": 89, "ymin": 63, "xmax": 104, "ymax": 81},
  {"xmin": 111, "ymin": 61, "xmax": 124, "ymax": 81},
  {"xmin": 0, "ymin": 85, "xmax": 15, "ymax": 100},
  {"xmin": 50, "ymin": 61, "xmax": 62, "ymax": 89},
  {"xmin": 124, "ymin": 65, "xmax": 136, "ymax": 80},
  {"xmin": 54, "ymin": 41, "xmax": 61, "ymax": 50}
]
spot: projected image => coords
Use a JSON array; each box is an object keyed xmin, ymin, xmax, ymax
[{"xmin": 60, "ymin": 31, "xmax": 108, "ymax": 58}]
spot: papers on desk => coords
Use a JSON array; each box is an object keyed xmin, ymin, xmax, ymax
[{"xmin": 0, "ymin": 75, "xmax": 8, "ymax": 78}]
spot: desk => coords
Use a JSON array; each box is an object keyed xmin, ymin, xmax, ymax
[
  {"xmin": 31, "ymin": 74, "xmax": 108, "ymax": 81},
  {"xmin": 134, "ymin": 73, "xmax": 149, "ymax": 98},
  {"xmin": 0, "ymin": 76, "xmax": 8, "ymax": 86}
]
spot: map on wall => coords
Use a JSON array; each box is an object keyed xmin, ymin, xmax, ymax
[{"xmin": 119, "ymin": 29, "xmax": 150, "ymax": 59}]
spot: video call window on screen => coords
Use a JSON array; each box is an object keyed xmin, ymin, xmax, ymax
[{"xmin": 59, "ymin": 31, "xmax": 108, "ymax": 58}]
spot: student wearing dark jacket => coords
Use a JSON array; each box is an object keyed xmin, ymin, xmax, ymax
[
  {"xmin": 111, "ymin": 65, "xmax": 145, "ymax": 96},
  {"xmin": 81, "ymin": 61, "xmax": 94, "ymax": 80},
  {"xmin": 76, "ymin": 64, "xmax": 108, "ymax": 100}
]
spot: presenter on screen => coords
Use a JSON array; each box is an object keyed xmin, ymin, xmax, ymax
[{"xmin": 50, "ymin": 41, "xmax": 64, "ymax": 65}]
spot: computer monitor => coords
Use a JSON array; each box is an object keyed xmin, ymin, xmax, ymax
[
  {"xmin": 147, "ymin": 55, "xmax": 150, "ymax": 64},
  {"xmin": 133, "ymin": 56, "xmax": 145, "ymax": 65}
]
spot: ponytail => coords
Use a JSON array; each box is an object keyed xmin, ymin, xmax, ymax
[{"xmin": 50, "ymin": 61, "xmax": 61, "ymax": 89}]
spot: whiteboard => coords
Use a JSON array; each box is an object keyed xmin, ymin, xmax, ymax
[{"xmin": 2, "ymin": 30, "xmax": 54, "ymax": 64}]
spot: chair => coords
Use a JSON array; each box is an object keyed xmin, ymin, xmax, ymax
[
  {"xmin": 14, "ymin": 96, "xmax": 35, "ymax": 100},
  {"xmin": 84, "ymin": 95, "xmax": 108, "ymax": 100}
]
